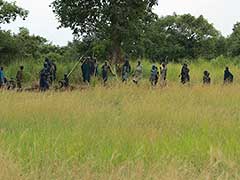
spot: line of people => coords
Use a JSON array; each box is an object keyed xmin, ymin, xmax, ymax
[
  {"xmin": 78, "ymin": 58, "xmax": 235, "ymax": 87},
  {"xmin": 0, "ymin": 58, "xmax": 236, "ymax": 92}
]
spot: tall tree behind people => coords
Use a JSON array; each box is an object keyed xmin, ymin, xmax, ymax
[{"xmin": 51, "ymin": 0, "xmax": 158, "ymax": 64}]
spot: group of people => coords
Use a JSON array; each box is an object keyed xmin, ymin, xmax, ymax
[
  {"xmin": 0, "ymin": 66, "xmax": 24, "ymax": 90},
  {"xmin": 0, "ymin": 57, "xmax": 236, "ymax": 91},
  {"xmin": 39, "ymin": 58, "xmax": 57, "ymax": 91}
]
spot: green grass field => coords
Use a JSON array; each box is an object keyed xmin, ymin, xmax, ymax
[{"xmin": 1, "ymin": 82, "xmax": 240, "ymax": 179}]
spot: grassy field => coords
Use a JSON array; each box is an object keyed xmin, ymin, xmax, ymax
[{"xmin": 1, "ymin": 83, "xmax": 240, "ymax": 179}]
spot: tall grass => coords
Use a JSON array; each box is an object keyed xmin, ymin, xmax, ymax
[
  {"xmin": 1, "ymin": 84, "xmax": 240, "ymax": 179},
  {"xmin": 2, "ymin": 56, "xmax": 240, "ymax": 87}
]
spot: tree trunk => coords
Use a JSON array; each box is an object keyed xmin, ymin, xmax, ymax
[{"xmin": 111, "ymin": 39, "xmax": 123, "ymax": 76}]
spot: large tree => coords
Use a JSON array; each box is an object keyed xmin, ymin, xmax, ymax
[
  {"xmin": 0, "ymin": 0, "xmax": 28, "ymax": 24},
  {"xmin": 52, "ymin": 0, "xmax": 158, "ymax": 63},
  {"xmin": 144, "ymin": 14, "xmax": 222, "ymax": 61},
  {"xmin": 0, "ymin": 1, "xmax": 28, "ymax": 63},
  {"xmin": 227, "ymin": 22, "xmax": 240, "ymax": 57}
]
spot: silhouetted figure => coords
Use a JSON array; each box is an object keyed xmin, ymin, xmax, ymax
[
  {"xmin": 0, "ymin": 67, "xmax": 5, "ymax": 88},
  {"xmin": 180, "ymin": 64, "xmax": 190, "ymax": 84},
  {"xmin": 150, "ymin": 65, "xmax": 159, "ymax": 86},
  {"xmin": 122, "ymin": 59, "xmax": 131, "ymax": 82},
  {"xmin": 203, "ymin": 70, "xmax": 211, "ymax": 85},
  {"xmin": 39, "ymin": 63, "xmax": 50, "ymax": 91},
  {"xmin": 224, "ymin": 67, "xmax": 233, "ymax": 84},
  {"xmin": 81, "ymin": 58, "xmax": 91, "ymax": 84}
]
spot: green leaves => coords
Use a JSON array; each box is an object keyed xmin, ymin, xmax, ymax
[
  {"xmin": 144, "ymin": 14, "xmax": 223, "ymax": 61},
  {"xmin": 0, "ymin": 0, "xmax": 28, "ymax": 24},
  {"xmin": 52, "ymin": 0, "xmax": 158, "ymax": 63}
]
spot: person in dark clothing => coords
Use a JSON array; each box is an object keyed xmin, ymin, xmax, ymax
[
  {"xmin": 45, "ymin": 58, "xmax": 51, "ymax": 73},
  {"xmin": 224, "ymin": 67, "xmax": 234, "ymax": 84},
  {"xmin": 81, "ymin": 58, "xmax": 91, "ymax": 84},
  {"xmin": 0, "ymin": 67, "xmax": 5, "ymax": 88},
  {"xmin": 180, "ymin": 64, "xmax": 190, "ymax": 84},
  {"xmin": 102, "ymin": 61, "xmax": 114, "ymax": 85},
  {"xmin": 203, "ymin": 70, "xmax": 211, "ymax": 85},
  {"xmin": 122, "ymin": 59, "xmax": 131, "ymax": 82},
  {"xmin": 149, "ymin": 65, "xmax": 159, "ymax": 86},
  {"xmin": 44, "ymin": 57, "xmax": 53, "ymax": 84},
  {"xmin": 39, "ymin": 63, "xmax": 50, "ymax": 91},
  {"xmin": 16, "ymin": 66, "xmax": 24, "ymax": 90},
  {"xmin": 89, "ymin": 57, "xmax": 96, "ymax": 77}
]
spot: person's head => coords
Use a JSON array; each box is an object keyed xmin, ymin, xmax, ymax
[
  {"xmin": 137, "ymin": 61, "xmax": 141, "ymax": 66},
  {"xmin": 204, "ymin": 70, "xmax": 209, "ymax": 76},
  {"xmin": 44, "ymin": 62, "xmax": 48, "ymax": 68},
  {"xmin": 105, "ymin": 61, "xmax": 108, "ymax": 65},
  {"xmin": 45, "ymin": 57, "xmax": 49, "ymax": 63},
  {"xmin": 0, "ymin": 67, "xmax": 3, "ymax": 71},
  {"xmin": 226, "ymin": 67, "xmax": 229, "ymax": 71},
  {"xmin": 20, "ymin": 66, "xmax": 24, "ymax": 70},
  {"xmin": 64, "ymin": 73, "xmax": 68, "ymax": 78},
  {"xmin": 162, "ymin": 63, "xmax": 166, "ymax": 68}
]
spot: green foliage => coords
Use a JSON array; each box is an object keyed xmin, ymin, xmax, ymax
[
  {"xmin": 0, "ymin": 27, "xmax": 65, "ymax": 64},
  {"xmin": 51, "ymin": 0, "xmax": 158, "ymax": 63},
  {"xmin": 144, "ymin": 14, "xmax": 223, "ymax": 62},
  {"xmin": 0, "ymin": 0, "xmax": 28, "ymax": 24},
  {"xmin": 0, "ymin": 30, "xmax": 19, "ymax": 63},
  {"xmin": 227, "ymin": 22, "xmax": 240, "ymax": 57}
]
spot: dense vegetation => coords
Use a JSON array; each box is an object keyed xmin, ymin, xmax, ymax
[{"xmin": 0, "ymin": 0, "xmax": 240, "ymax": 66}]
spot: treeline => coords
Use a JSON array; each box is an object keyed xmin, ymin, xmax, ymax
[
  {"xmin": 66, "ymin": 14, "xmax": 240, "ymax": 63},
  {"xmin": 1, "ymin": 14, "xmax": 240, "ymax": 64}
]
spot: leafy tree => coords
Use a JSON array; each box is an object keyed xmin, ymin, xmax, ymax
[
  {"xmin": 51, "ymin": 0, "xmax": 158, "ymax": 64},
  {"xmin": 144, "ymin": 14, "xmax": 222, "ymax": 62},
  {"xmin": 14, "ymin": 27, "xmax": 48, "ymax": 59},
  {"xmin": 0, "ymin": 30, "xmax": 19, "ymax": 63},
  {"xmin": 227, "ymin": 22, "xmax": 240, "ymax": 57},
  {"xmin": 0, "ymin": 0, "xmax": 28, "ymax": 24},
  {"xmin": 0, "ymin": 0, "xmax": 28, "ymax": 63}
]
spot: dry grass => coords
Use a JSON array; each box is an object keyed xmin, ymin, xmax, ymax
[{"xmin": 0, "ymin": 83, "xmax": 240, "ymax": 179}]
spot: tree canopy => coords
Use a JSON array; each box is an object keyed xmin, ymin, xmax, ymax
[
  {"xmin": 52, "ymin": 0, "xmax": 158, "ymax": 63},
  {"xmin": 0, "ymin": 0, "xmax": 28, "ymax": 24},
  {"xmin": 144, "ymin": 14, "xmax": 222, "ymax": 62}
]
